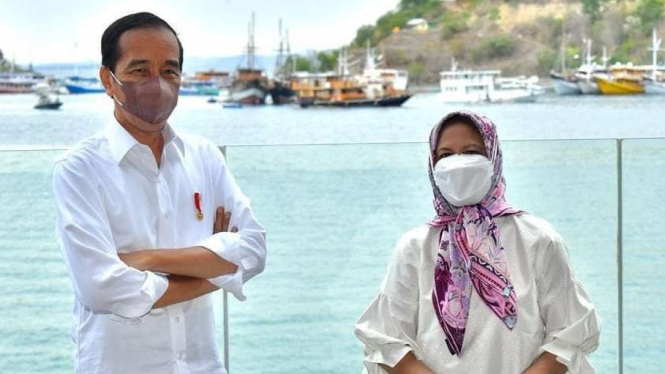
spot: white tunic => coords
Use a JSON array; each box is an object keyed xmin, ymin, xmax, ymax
[
  {"xmin": 355, "ymin": 214, "xmax": 600, "ymax": 374},
  {"xmin": 53, "ymin": 119, "xmax": 267, "ymax": 374}
]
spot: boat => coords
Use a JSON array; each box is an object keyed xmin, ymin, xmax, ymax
[
  {"xmin": 596, "ymin": 64, "xmax": 645, "ymax": 95},
  {"xmin": 0, "ymin": 72, "xmax": 44, "ymax": 94},
  {"xmin": 551, "ymin": 72, "xmax": 581, "ymax": 95},
  {"xmin": 180, "ymin": 70, "xmax": 231, "ymax": 96},
  {"xmin": 34, "ymin": 94, "xmax": 63, "ymax": 109},
  {"xmin": 644, "ymin": 76, "xmax": 665, "ymax": 94},
  {"xmin": 439, "ymin": 60, "xmax": 542, "ymax": 103},
  {"xmin": 34, "ymin": 82, "xmax": 62, "ymax": 109},
  {"xmin": 299, "ymin": 95, "xmax": 411, "ymax": 108},
  {"xmin": 269, "ymin": 19, "xmax": 297, "ymax": 105},
  {"xmin": 65, "ymin": 76, "xmax": 105, "ymax": 94},
  {"xmin": 575, "ymin": 42, "xmax": 610, "ymax": 95},
  {"xmin": 359, "ymin": 41, "xmax": 411, "ymax": 100},
  {"xmin": 551, "ymin": 29, "xmax": 582, "ymax": 95},
  {"xmin": 269, "ymin": 80, "xmax": 296, "ymax": 105},
  {"xmin": 292, "ymin": 48, "xmax": 412, "ymax": 108},
  {"xmin": 229, "ymin": 12, "xmax": 269, "ymax": 105}
]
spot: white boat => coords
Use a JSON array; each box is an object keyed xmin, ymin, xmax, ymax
[
  {"xmin": 574, "ymin": 42, "xmax": 610, "ymax": 95},
  {"xmin": 34, "ymin": 82, "xmax": 62, "ymax": 109},
  {"xmin": 360, "ymin": 43, "xmax": 410, "ymax": 99},
  {"xmin": 551, "ymin": 73, "xmax": 581, "ymax": 95},
  {"xmin": 645, "ymin": 78, "xmax": 665, "ymax": 94},
  {"xmin": 0, "ymin": 72, "xmax": 44, "ymax": 94},
  {"xmin": 439, "ymin": 61, "xmax": 542, "ymax": 103}
]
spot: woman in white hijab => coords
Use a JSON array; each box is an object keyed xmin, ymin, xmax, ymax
[{"xmin": 355, "ymin": 111, "xmax": 601, "ymax": 374}]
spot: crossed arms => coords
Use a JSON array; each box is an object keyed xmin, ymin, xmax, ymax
[{"xmin": 118, "ymin": 207, "xmax": 239, "ymax": 309}]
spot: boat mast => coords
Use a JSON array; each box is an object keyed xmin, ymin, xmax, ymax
[
  {"xmin": 365, "ymin": 40, "xmax": 375, "ymax": 71},
  {"xmin": 246, "ymin": 12, "xmax": 256, "ymax": 70},
  {"xmin": 286, "ymin": 29, "xmax": 294, "ymax": 75},
  {"xmin": 649, "ymin": 27, "xmax": 662, "ymax": 80},
  {"xmin": 602, "ymin": 46, "xmax": 609, "ymax": 69},
  {"xmin": 275, "ymin": 18, "xmax": 284, "ymax": 77}
]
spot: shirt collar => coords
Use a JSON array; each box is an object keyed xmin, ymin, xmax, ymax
[{"xmin": 105, "ymin": 117, "xmax": 185, "ymax": 165}]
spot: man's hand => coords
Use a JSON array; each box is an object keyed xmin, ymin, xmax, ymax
[{"xmin": 214, "ymin": 206, "xmax": 238, "ymax": 234}]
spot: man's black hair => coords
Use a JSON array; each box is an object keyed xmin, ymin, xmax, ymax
[{"xmin": 101, "ymin": 12, "xmax": 183, "ymax": 73}]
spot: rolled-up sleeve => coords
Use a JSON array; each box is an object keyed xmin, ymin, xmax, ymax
[
  {"xmin": 536, "ymin": 237, "xmax": 602, "ymax": 374},
  {"xmin": 199, "ymin": 143, "xmax": 267, "ymax": 301},
  {"xmin": 53, "ymin": 159, "xmax": 169, "ymax": 318},
  {"xmin": 355, "ymin": 235, "xmax": 421, "ymax": 373}
]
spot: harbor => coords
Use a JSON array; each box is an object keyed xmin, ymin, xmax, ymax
[{"xmin": 2, "ymin": 1, "xmax": 665, "ymax": 374}]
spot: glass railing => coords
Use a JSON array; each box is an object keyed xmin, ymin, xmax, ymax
[{"xmin": 0, "ymin": 139, "xmax": 660, "ymax": 374}]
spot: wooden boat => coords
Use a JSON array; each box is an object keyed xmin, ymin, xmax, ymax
[{"xmin": 596, "ymin": 65, "xmax": 645, "ymax": 95}]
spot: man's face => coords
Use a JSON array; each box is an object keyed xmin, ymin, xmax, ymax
[{"xmin": 102, "ymin": 27, "xmax": 181, "ymax": 132}]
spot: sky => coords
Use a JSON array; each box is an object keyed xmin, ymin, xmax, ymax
[{"xmin": 0, "ymin": 0, "xmax": 400, "ymax": 66}]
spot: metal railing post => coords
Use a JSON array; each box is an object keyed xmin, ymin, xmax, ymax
[
  {"xmin": 218, "ymin": 146, "xmax": 230, "ymax": 373},
  {"xmin": 617, "ymin": 139, "xmax": 623, "ymax": 374}
]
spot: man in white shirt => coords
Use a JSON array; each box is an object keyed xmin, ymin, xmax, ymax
[{"xmin": 52, "ymin": 12, "xmax": 267, "ymax": 374}]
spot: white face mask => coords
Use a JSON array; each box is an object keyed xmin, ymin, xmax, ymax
[{"xmin": 433, "ymin": 154, "xmax": 493, "ymax": 207}]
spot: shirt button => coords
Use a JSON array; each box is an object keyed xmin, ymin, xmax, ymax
[
  {"xmin": 178, "ymin": 352, "xmax": 185, "ymax": 360},
  {"xmin": 174, "ymin": 316, "xmax": 180, "ymax": 323}
]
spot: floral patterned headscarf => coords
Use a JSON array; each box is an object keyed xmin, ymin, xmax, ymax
[{"xmin": 427, "ymin": 110, "xmax": 523, "ymax": 356}]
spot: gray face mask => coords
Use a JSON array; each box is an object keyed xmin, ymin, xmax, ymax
[{"xmin": 109, "ymin": 70, "xmax": 179, "ymax": 124}]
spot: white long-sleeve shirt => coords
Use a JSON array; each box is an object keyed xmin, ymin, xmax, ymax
[
  {"xmin": 355, "ymin": 214, "xmax": 600, "ymax": 374},
  {"xmin": 53, "ymin": 118, "xmax": 266, "ymax": 374}
]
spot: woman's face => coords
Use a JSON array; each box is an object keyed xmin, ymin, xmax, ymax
[{"xmin": 435, "ymin": 121, "xmax": 487, "ymax": 163}]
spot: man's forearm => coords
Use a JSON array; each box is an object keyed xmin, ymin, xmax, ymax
[
  {"xmin": 153, "ymin": 274, "xmax": 219, "ymax": 309},
  {"xmin": 122, "ymin": 246, "xmax": 238, "ymax": 279}
]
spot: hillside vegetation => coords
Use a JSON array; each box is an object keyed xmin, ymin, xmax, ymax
[{"xmin": 347, "ymin": 0, "xmax": 665, "ymax": 82}]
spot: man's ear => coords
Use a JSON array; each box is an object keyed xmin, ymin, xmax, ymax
[{"xmin": 99, "ymin": 66, "xmax": 114, "ymax": 98}]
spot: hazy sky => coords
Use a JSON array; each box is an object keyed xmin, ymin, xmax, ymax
[{"xmin": 0, "ymin": 0, "xmax": 400, "ymax": 65}]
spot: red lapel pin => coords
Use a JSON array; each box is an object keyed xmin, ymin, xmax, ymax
[{"xmin": 194, "ymin": 192, "xmax": 204, "ymax": 221}]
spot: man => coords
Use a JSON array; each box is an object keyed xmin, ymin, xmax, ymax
[{"xmin": 53, "ymin": 12, "xmax": 266, "ymax": 374}]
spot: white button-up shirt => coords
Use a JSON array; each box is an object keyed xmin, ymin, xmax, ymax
[
  {"xmin": 53, "ymin": 118, "xmax": 267, "ymax": 374},
  {"xmin": 355, "ymin": 214, "xmax": 600, "ymax": 374}
]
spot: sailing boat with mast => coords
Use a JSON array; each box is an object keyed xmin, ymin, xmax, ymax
[
  {"xmin": 575, "ymin": 40, "xmax": 610, "ymax": 94},
  {"xmin": 269, "ymin": 19, "xmax": 296, "ymax": 105},
  {"xmin": 551, "ymin": 30, "xmax": 582, "ymax": 95},
  {"xmin": 229, "ymin": 12, "xmax": 269, "ymax": 105}
]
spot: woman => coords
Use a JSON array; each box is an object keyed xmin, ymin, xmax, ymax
[{"xmin": 355, "ymin": 111, "xmax": 600, "ymax": 374}]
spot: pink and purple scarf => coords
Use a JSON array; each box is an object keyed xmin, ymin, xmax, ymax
[{"xmin": 427, "ymin": 111, "xmax": 522, "ymax": 356}]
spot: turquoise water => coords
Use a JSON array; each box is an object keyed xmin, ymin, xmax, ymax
[{"xmin": 0, "ymin": 93, "xmax": 663, "ymax": 373}]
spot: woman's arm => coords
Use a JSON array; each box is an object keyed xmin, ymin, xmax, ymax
[
  {"xmin": 521, "ymin": 352, "xmax": 567, "ymax": 374},
  {"xmin": 380, "ymin": 352, "xmax": 437, "ymax": 374}
]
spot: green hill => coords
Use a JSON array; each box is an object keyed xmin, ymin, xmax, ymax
[{"xmin": 347, "ymin": 0, "xmax": 665, "ymax": 83}]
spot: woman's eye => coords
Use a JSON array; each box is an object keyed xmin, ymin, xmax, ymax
[{"xmin": 439, "ymin": 152, "xmax": 453, "ymax": 159}]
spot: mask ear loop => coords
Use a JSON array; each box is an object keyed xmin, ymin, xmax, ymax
[{"xmin": 107, "ymin": 68, "xmax": 125, "ymax": 107}]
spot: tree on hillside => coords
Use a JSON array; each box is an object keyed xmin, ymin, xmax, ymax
[
  {"xmin": 635, "ymin": 0, "xmax": 664, "ymax": 34},
  {"xmin": 582, "ymin": 0, "xmax": 606, "ymax": 23},
  {"xmin": 0, "ymin": 49, "xmax": 4, "ymax": 61},
  {"xmin": 352, "ymin": 25, "xmax": 377, "ymax": 47},
  {"xmin": 317, "ymin": 51, "xmax": 339, "ymax": 72}
]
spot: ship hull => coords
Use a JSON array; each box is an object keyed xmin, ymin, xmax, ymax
[
  {"xmin": 299, "ymin": 94, "xmax": 412, "ymax": 108},
  {"xmin": 596, "ymin": 78, "xmax": 645, "ymax": 95}
]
